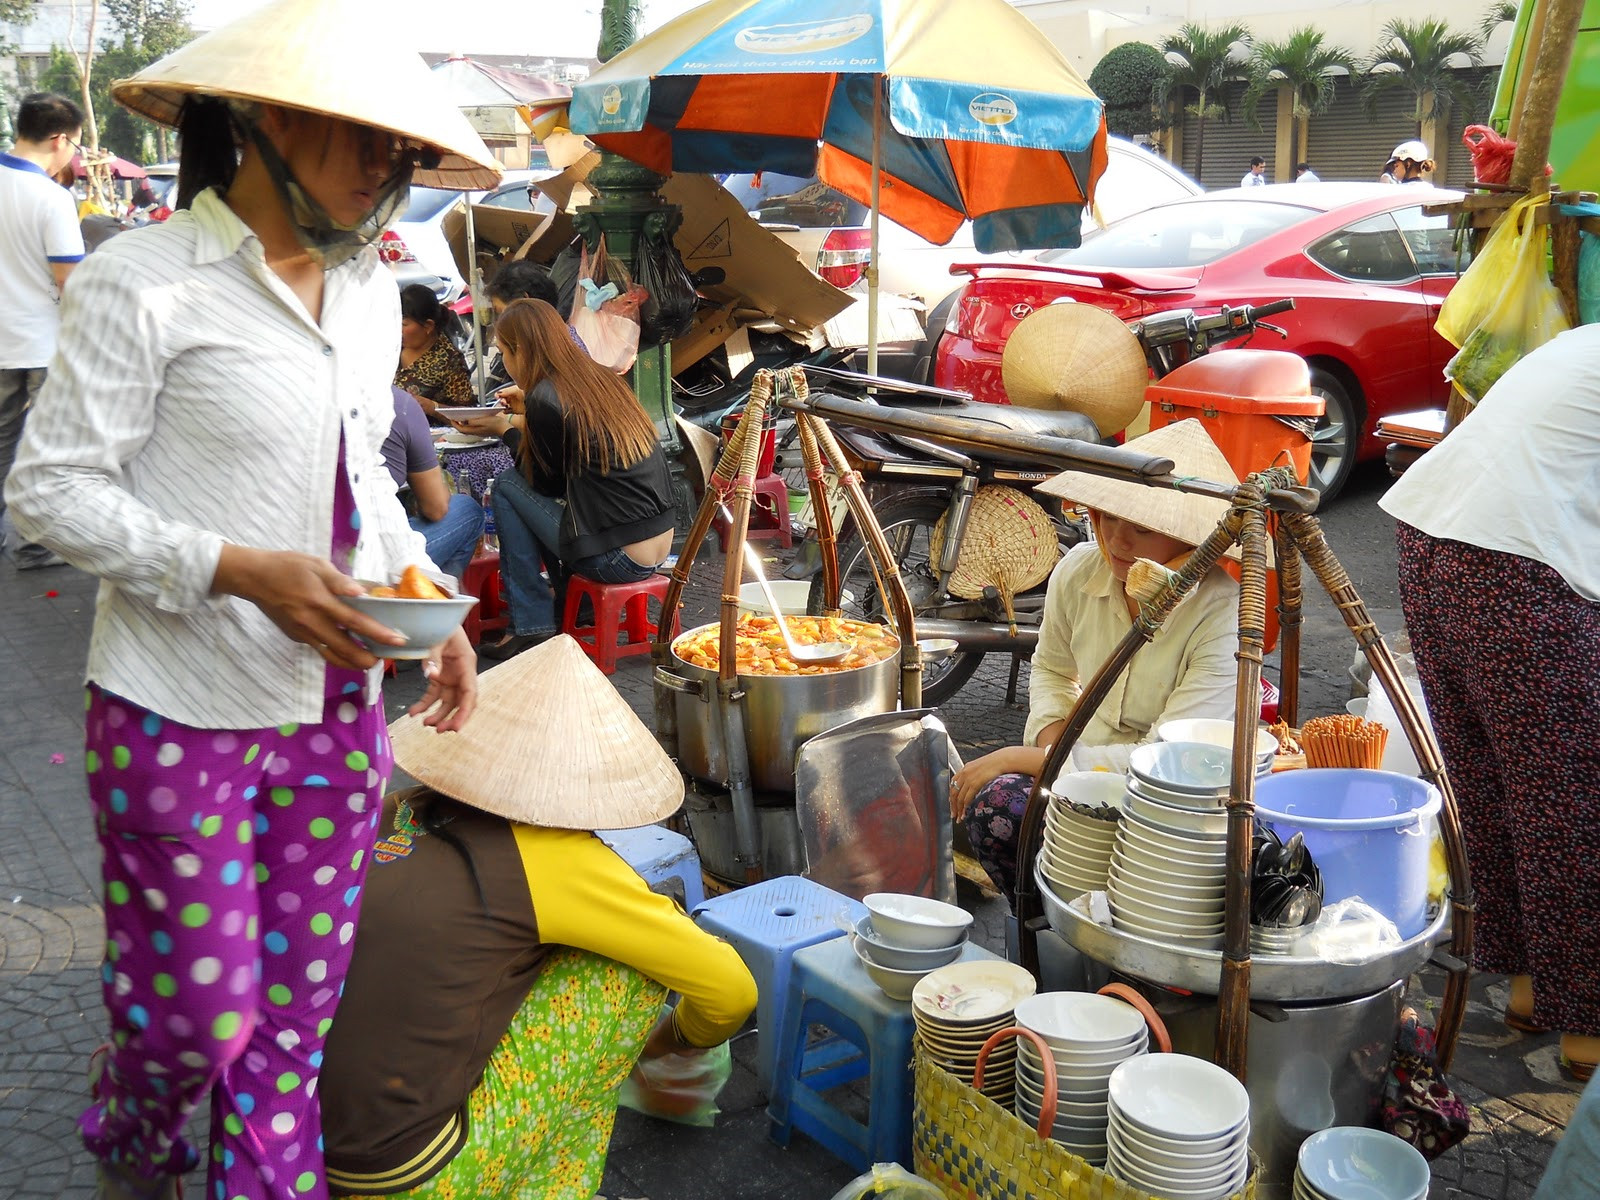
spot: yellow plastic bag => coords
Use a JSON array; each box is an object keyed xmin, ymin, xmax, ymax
[{"xmin": 1437, "ymin": 195, "xmax": 1571, "ymax": 405}]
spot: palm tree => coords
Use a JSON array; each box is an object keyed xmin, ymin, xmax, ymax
[
  {"xmin": 1479, "ymin": 2, "xmax": 1519, "ymax": 45},
  {"xmin": 1156, "ymin": 22, "xmax": 1253, "ymax": 180},
  {"xmin": 1364, "ymin": 18, "xmax": 1484, "ymax": 135},
  {"xmin": 1244, "ymin": 27, "xmax": 1359, "ymax": 170}
]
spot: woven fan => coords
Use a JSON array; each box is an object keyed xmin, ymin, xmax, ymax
[{"xmin": 931, "ymin": 486, "xmax": 1059, "ymax": 632}]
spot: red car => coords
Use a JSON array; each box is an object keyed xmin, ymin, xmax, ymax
[{"xmin": 933, "ymin": 183, "xmax": 1467, "ymax": 497}]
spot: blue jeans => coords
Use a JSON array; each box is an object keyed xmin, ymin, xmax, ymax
[
  {"xmin": 492, "ymin": 467, "xmax": 658, "ymax": 636},
  {"xmin": 409, "ymin": 491, "xmax": 484, "ymax": 582}
]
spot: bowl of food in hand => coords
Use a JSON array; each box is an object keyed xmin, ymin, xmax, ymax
[{"xmin": 345, "ymin": 566, "xmax": 477, "ymax": 659}]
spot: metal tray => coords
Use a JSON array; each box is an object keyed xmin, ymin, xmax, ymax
[{"xmin": 1037, "ymin": 865, "xmax": 1451, "ymax": 1003}]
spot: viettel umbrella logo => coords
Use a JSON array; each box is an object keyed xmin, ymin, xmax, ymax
[
  {"xmin": 602, "ymin": 85, "xmax": 623, "ymax": 116},
  {"xmin": 969, "ymin": 93, "xmax": 1019, "ymax": 126},
  {"xmin": 734, "ymin": 14, "xmax": 874, "ymax": 55}
]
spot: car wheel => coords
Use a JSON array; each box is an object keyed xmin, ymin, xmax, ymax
[{"xmin": 1307, "ymin": 369, "xmax": 1360, "ymax": 500}]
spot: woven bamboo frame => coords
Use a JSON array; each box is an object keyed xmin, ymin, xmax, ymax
[{"xmin": 1013, "ymin": 469, "xmax": 1475, "ymax": 1079}]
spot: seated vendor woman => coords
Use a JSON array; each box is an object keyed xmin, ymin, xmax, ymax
[
  {"xmin": 395, "ymin": 282, "xmax": 473, "ymax": 421},
  {"xmin": 320, "ymin": 638, "xmax": 757, "ymax": 1198},
  {"xmin": 453, "ymin": 297, "xmax": 674, "ymax": 660},
  {"xmin": 951, "ymin": 421, "xmax": 1243, "ymax": 907}
]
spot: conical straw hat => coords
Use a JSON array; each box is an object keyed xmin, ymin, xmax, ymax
[
  {"xmin": 1002, "ymin": 304, "xmax": 1148, "ymax": 435},
  {"xmin": 111, "ymin": 0, "xmax": 500, "ymax": 189},
  {"xmin": 1038, "ymin": 419, "xmax": 1241, "ymax": 552},
  {"xmin": 388, "ymin": 636, "xmax": 683, "ymax": 830}
]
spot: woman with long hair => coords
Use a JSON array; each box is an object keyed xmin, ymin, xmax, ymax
[
  {"xmin": 475, "ymin": 297, "xmax": 674, "ymax": 659},
  {"xmin": 3, "ymin": 2, "xmax": 490, "ymax": 1195}
]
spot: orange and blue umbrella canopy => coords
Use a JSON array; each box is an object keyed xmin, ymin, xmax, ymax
[{"xmin": 569, "ymin": 0, "xmax": 1108, "ymax": 253}]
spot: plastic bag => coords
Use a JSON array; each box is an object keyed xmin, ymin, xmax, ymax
[
  {"xmin": 827, "ymin": 1164, "xmax": 945, "ymax": 1200},
  {"xmin": 1462, "ymin": 125, "xmax": 1517, "ymax": 185},
  {"xmin": 1297, "ymin": 897, "xmax": 1402, "ymax": 965},
  {"xmin": 616, "ymin": 1022, "xmax": 732, "ymax": 1128},
  {"xmin": 1439, "ymin": 194, "xmax": 1571, "ymax": 404},
  {"xmin": 636, "ymin": 226, "xmax": 699, "ymax": 347},
  {"xmin": 572, "ymin": 237, "xmax": 644, "ymax": 373}
]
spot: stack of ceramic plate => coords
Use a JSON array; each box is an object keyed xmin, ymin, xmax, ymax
[
  {"xmin": 1157, "ymin": 719, "xmax": 1278, "ymax": 777},
  {"xmin": 852, "ymin": 894, "xmax": 974, "ymax": 1000},
  {"xmin": 1106, "ymin": 1054, "xmax": 1251, "ymax": 1200},
  {"xmin": 1294, "ymin": 1127, "xmax": 1429, "ymax": 1200},
  {"xmin": 1011, "ymin": 992, "xmax": 1150, "ymax": 1166},
  {"xmin": 1038, "ymin": 773, "xmax": 1126, "ymax": 898},
  {"xmin": 912, "ymin": 960, "xmax": 1037, "ymax": 1108}
]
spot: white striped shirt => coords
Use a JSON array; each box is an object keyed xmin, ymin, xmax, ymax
[{"xmin": 5, "ymin": 188, "xmax": 433, "ymax": 729}]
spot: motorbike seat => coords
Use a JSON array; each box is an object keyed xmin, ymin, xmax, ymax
[{"xmin": 898, "ymin": 398, "xmax": 1102, "ymax": 445}]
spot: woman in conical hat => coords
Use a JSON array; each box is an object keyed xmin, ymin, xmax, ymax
[
  {"xmin": 949, "ymin": 420, "xmax": 1243, "ymax": 906},
  {"xmin": 318, "ymin": 639, "xmax": 757, "ymax": 1197},
  {"xmin": 3, "ymin": 3, "xmax": 498, "ymax": 1198}
]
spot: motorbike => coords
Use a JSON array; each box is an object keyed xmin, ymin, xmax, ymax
[{"xmin": 797, "ymin": 299, "xmax": 1296, "ymax": 707}]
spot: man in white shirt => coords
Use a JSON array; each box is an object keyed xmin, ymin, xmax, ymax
[
  {"xmin": 1296, "ymin": 162, "xmax": 1320, "ymax": 183},
  {"xmin": 0, "ymin": 92, "xmax": 85, "ymax": 570},
  {"xmin": 1241, "ymin": 156, "xmax": 1267, "ymax": 187}
]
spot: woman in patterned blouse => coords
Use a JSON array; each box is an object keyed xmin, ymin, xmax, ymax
[{"xmin": 395, "ymin": 282, "xmax": 472, "ymax": 421}]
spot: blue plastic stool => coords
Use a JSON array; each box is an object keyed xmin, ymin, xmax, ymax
[
  {"xmin": 691, "ymin": 876, "xmax": 866, "ymax": 1093},
  {"xmin": 596, "ymin": 826, "xmax": 706, "ymax": 912},
  {"xmin": 767, "ymin": 937, "xmax": 1004, "ymax": 1172}
]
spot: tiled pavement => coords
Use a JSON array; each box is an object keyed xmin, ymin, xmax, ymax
[{"xmin": 0, "ymin": 461, "xmax": 1585, "ymax": 1199}]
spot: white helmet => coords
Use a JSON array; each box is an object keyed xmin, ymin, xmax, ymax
[{"xmin": 1390, "ymin": 140, "xmax": 1432, "ymax": 165}]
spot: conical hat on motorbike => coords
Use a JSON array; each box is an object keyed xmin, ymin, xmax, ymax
[
  {"xmin": 1038, "ymin": 419, "xmax": 1244, "ymax": 554},
  {"xmin": 1002, "ymin": 304, "xmax": 1148, "ymax": 435},
  {"xmin": 932, "ymin": 485, "xmax": 1059, "ymax": 626},
  {"xmin": 110, "ymin": 0, "xmax": 500, "ymax": 189}
]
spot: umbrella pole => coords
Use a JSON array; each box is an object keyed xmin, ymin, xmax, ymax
[
  {"xmin": 466, "ymin": 200, "xmax": 488, "ymax": 406},
  {"xmin": 867, "ymin": 76, "xmax": 884, "ymax": 377}
]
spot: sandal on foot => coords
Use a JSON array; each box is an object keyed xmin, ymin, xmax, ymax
[
  {"xmin": 478, "ymin": 632, "xmax": 551, "ymax": 661},
  {"xmin": 1505, "ymin": 1009, "xmax": 1551, "ymax": 1035}
]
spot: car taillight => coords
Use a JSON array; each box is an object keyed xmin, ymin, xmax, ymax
[
  {"xmin": 817, "ymin": 228, "xmax": 872, "ymax": 288},
  {"xmin": 378, "ymin": 230, "xmax": 418, "ymax": 265}
]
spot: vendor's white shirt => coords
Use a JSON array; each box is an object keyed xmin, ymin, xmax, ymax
[
  {"xmin": 0, "ymin": 153, "xmax": 86, "ymax": 369},
  {"xmin": 1379, "ymin": 323, "xmax": 1600, "ymax": 602},
  {"xmin": 6, "ymin": 188, "xmax": 433, "ymax": 728},
  {"xmin": 1026, "ymin": 542, "xmax": 1241, "ymax": 775}
]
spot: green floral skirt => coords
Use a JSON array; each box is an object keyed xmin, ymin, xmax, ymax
[{"xmin": 383, "ymin": 948, "xmax": 667, "ymax": 1199}]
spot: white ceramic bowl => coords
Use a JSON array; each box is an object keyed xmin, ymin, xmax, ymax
[
  {"xmin": 1107, "ymin": 1149, "xmax": 1247, "ymax": 1200},
  {"xmin": 865, "ymin": 893, "xmax": 973, "ymax": 950},
  {"xmin": 345, "ymin": 591, "xmax": 478, "ymax": 659},
  {"xmin": 1014, "ymin": 992, "xmax": 1148, "ymax": 1048},
  {"xmin": 853, "ymin": 916, "xmax": 966, "ymax": 972},
  {"xmin": 1044, "ymin": 812, "xmax": 1120, "ymax": 850},
  {"xmin": 1297, "ymin": 1127, "xmax": 1430, "ymax": 1200},
  {"xmin": 1111, "ymin": 1106, "xmax": 1250, "ymax": 1156},
  {"xmin": 1110, "ymin": 905, "xmax": 1225, "ymax": 939},
  {"xmin": 1108, "ymin": 1054, "xmax": 1251, "ymax": 1141},
  {"xmin": 1108, "ymin": 884, "xmax": 1224, "ymax": 923},
  {"xmin": 1041, "ymin": 837, "xmax": 1115, "ymax": 871},
  {"xmin": 1129, "ymin": 741, "xmax": 1237, "ymax": 795},
  {"xmin": 849, "ymin": 934, "xmax": 939, "ymax": 1001},
  {"xmin": 1118, "ymin": 809, "xmax": 1228, "ymax": 854},
  {"xmin": 1050, "ymin": 771, "xmax": 1129, "ymax": 812},
  {"xmin": 1107, "ymin": 860, "xmax": 1226, "ymax": 899},
  {"xmin": 1019, "ymin": 1031, "xmax": 1145, "ymax": 1065},
  {"xmin": 1124, "ymin": 788, "xmax": 1230, "ymax": 836},
  {"xmin": 1108, "ymin": 1120, "xmax": 1245, "ymax": 1172},
  {"xmin": 1159, "ymin": 719, "xmax": 1280, "ymax": 763},
  {"xmin": 1114, "ymin": 834, "xmax": 1227, "ymax": 875},
  {"xmin": 1107, "ymin": 1126, "xmax": 1248, "ymax": 1181}
]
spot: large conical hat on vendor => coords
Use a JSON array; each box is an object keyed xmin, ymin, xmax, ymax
[
  {"xmin": 110, "ymin": 0, "xmax": 500, "ymax": 188},
  {"xmin": 1038, "ymin": 419, "xmax": 1242, "ymax": 553},
  {"xmin": 1002, "ymin": 304, "xmax": 1148, "ymax": 435},
  {"xmin": 388, "ymin": 636, "xmax": 683, "ymax": 830}
]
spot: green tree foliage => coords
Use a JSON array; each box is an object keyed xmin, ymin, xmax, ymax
[
  {"xmin": 1155, "ymin": 22, "xmax": 1252, "ymax": 179},
  {"xmin": 39, "ymin": 0, "xmax": 192, "ymax": 162},
  {"xmin": 1479, "ymin": 2, "xmax": 1519, "ymax": 45},
  {"xmin": 1244, "ymin": 27, "xmax": 1358, "ymax": 166},
  {"xmin": 1363, "ymin": 18, "xmax": 1484, "ymax": 132},
  {"xmin": 1089, "ymin": 42, "xmax": 1168, "ymax": 140}
]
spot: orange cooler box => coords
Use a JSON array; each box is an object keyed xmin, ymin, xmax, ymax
[{"xmin": 1147, "ymin": 349, "xmax": 1326, "ymax": 485}]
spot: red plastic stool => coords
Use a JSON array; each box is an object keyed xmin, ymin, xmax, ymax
[
  {"xmin": 715, "ymin": 472, "xmax": 793, "ymax": 551},
  {"xmin": 563, "ymin": 573, "xmax": 680, "ymax": 675},
  {"xmin": 459, "ymin": 552, "xmax": 508, "ymax": 647}
]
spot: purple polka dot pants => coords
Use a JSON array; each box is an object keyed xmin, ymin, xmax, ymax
[{"xmin": 80, "ymin": 675, "xmax": 392, "ymax": 1200}]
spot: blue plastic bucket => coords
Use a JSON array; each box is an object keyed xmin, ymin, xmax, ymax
[{"xmin": 1254, "ymin": 769, "xmax": 1442, "ymax": 939}]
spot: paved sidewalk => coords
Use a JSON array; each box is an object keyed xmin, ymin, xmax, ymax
[{"xmin": 0, "ymin": 463, "xmax": 1583, "ymax": 1199}]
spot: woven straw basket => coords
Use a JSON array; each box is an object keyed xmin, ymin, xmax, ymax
[{"xmin": 912, "ymin": 1025, "xmax": 1259, "ymax": 1200}]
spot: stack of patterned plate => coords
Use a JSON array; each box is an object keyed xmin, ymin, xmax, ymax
[
  {"xmin": 1011, "ymin": 992, "xmax": 1150, "ymax": 1166},
  {"xmin": 912, "ymin": 960, "xmax": 1037, "ymax": 1109},
  {"xmin": 1106, "ymin": 1054, "xmax": 1251, "ymax": 1200},
  {"xmin": 1294, "ymin": 1127, "xmax": 1429, "ymax": 1200},
  {"xmin": 1038, "ymin": 772, "xmax": 1126, "ymax": 898}
]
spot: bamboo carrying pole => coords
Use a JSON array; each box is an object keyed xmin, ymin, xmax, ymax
[{"xmin": 1508, "ymin": 0, "xmax": 1587, "ymax": 195}]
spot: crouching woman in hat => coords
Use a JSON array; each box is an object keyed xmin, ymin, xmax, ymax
[
  {"xmin": 319, "ymin": 638, "xmax": 757, "ymax": 1199},
  {"xmin": 950, "ymin": 422, "xmax": 1243, "ymax": 906}
]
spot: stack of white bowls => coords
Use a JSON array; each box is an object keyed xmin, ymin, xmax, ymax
[
  {"xmin": 852, "ymin": 893, "xmax": 974, "ymax": 1001},
  {"xmin": 1011, "ymin": 992, "xmax": 1150, "ymax": 1166},
  {"xmin": 912, "ymin": 960, "xmax": 1037, "ymax": 1108},
  {"xmin": 1157, "ymin": 719, "xmax": 1279, "ymax": 777},
  {"xmin": 1038, "ymin": 772, "xmax": 1126, "ymax": 899},
  {"xmin": 1106, "ymin": 1054, "xmax": 1252, "ymax": 1200},
  {"xmin": 1294, "ymin": 1127, "xmax": 1429, "ymax": 1200}
]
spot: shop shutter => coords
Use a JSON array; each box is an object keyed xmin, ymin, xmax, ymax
[
  {"xmin": 1179, "ymin": 82, "xmax": 1280, "ymax": 189},
  {"xmin": 1292, "ymin": 78, "xmax": 1414, "ymax": 183}
]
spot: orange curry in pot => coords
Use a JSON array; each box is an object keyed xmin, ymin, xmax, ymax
[{"xmin": 673, "ymin": 615, "xmax": 899, "ymax": 676}]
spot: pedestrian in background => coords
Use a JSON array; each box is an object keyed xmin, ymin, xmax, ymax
[
  {"xmin": 1381, "ymin": 140, "xmax": 1433, "ymax": 184},
  {"xmin": 0, "ymin": 91, "xmax": 84, "ymax": 571},
  {"xmin": 3, "ymin": 0, "xmax": 494, "ymax": 1195},
  {"xmin": 1296, "ymin": 162, "xmax": 1320, "ymax": 183},
  {"xmin": 1241, "ymin": 155, "xmax": 1267, "ymax": 187},
  {"xmin": 1381, "ymin": 323, "xmax": 1600, "ymax": 1083}
]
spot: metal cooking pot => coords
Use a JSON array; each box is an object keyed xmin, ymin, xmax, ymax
[{"xmin": 657, "ymin": 621, "xmax": 901, "ymax": 793}]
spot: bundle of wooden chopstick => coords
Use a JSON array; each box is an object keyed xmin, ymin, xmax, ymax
[{"xmin": 1300, "ymin": 714, "xmax": 1389, "ymax": 769}]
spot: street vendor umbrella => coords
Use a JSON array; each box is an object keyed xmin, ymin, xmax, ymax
[
  {"xmin": 71, "ymin": 152, "xmax": 146, "ymax": 179},
  {"xmin": 567, "ymin": 0, "xmax": 1107, "ymax": 373}
]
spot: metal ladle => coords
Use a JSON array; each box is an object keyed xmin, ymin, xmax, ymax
[{"xmin": 720, "ymin": 503, "xmax": 852, "ymax": 666}]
